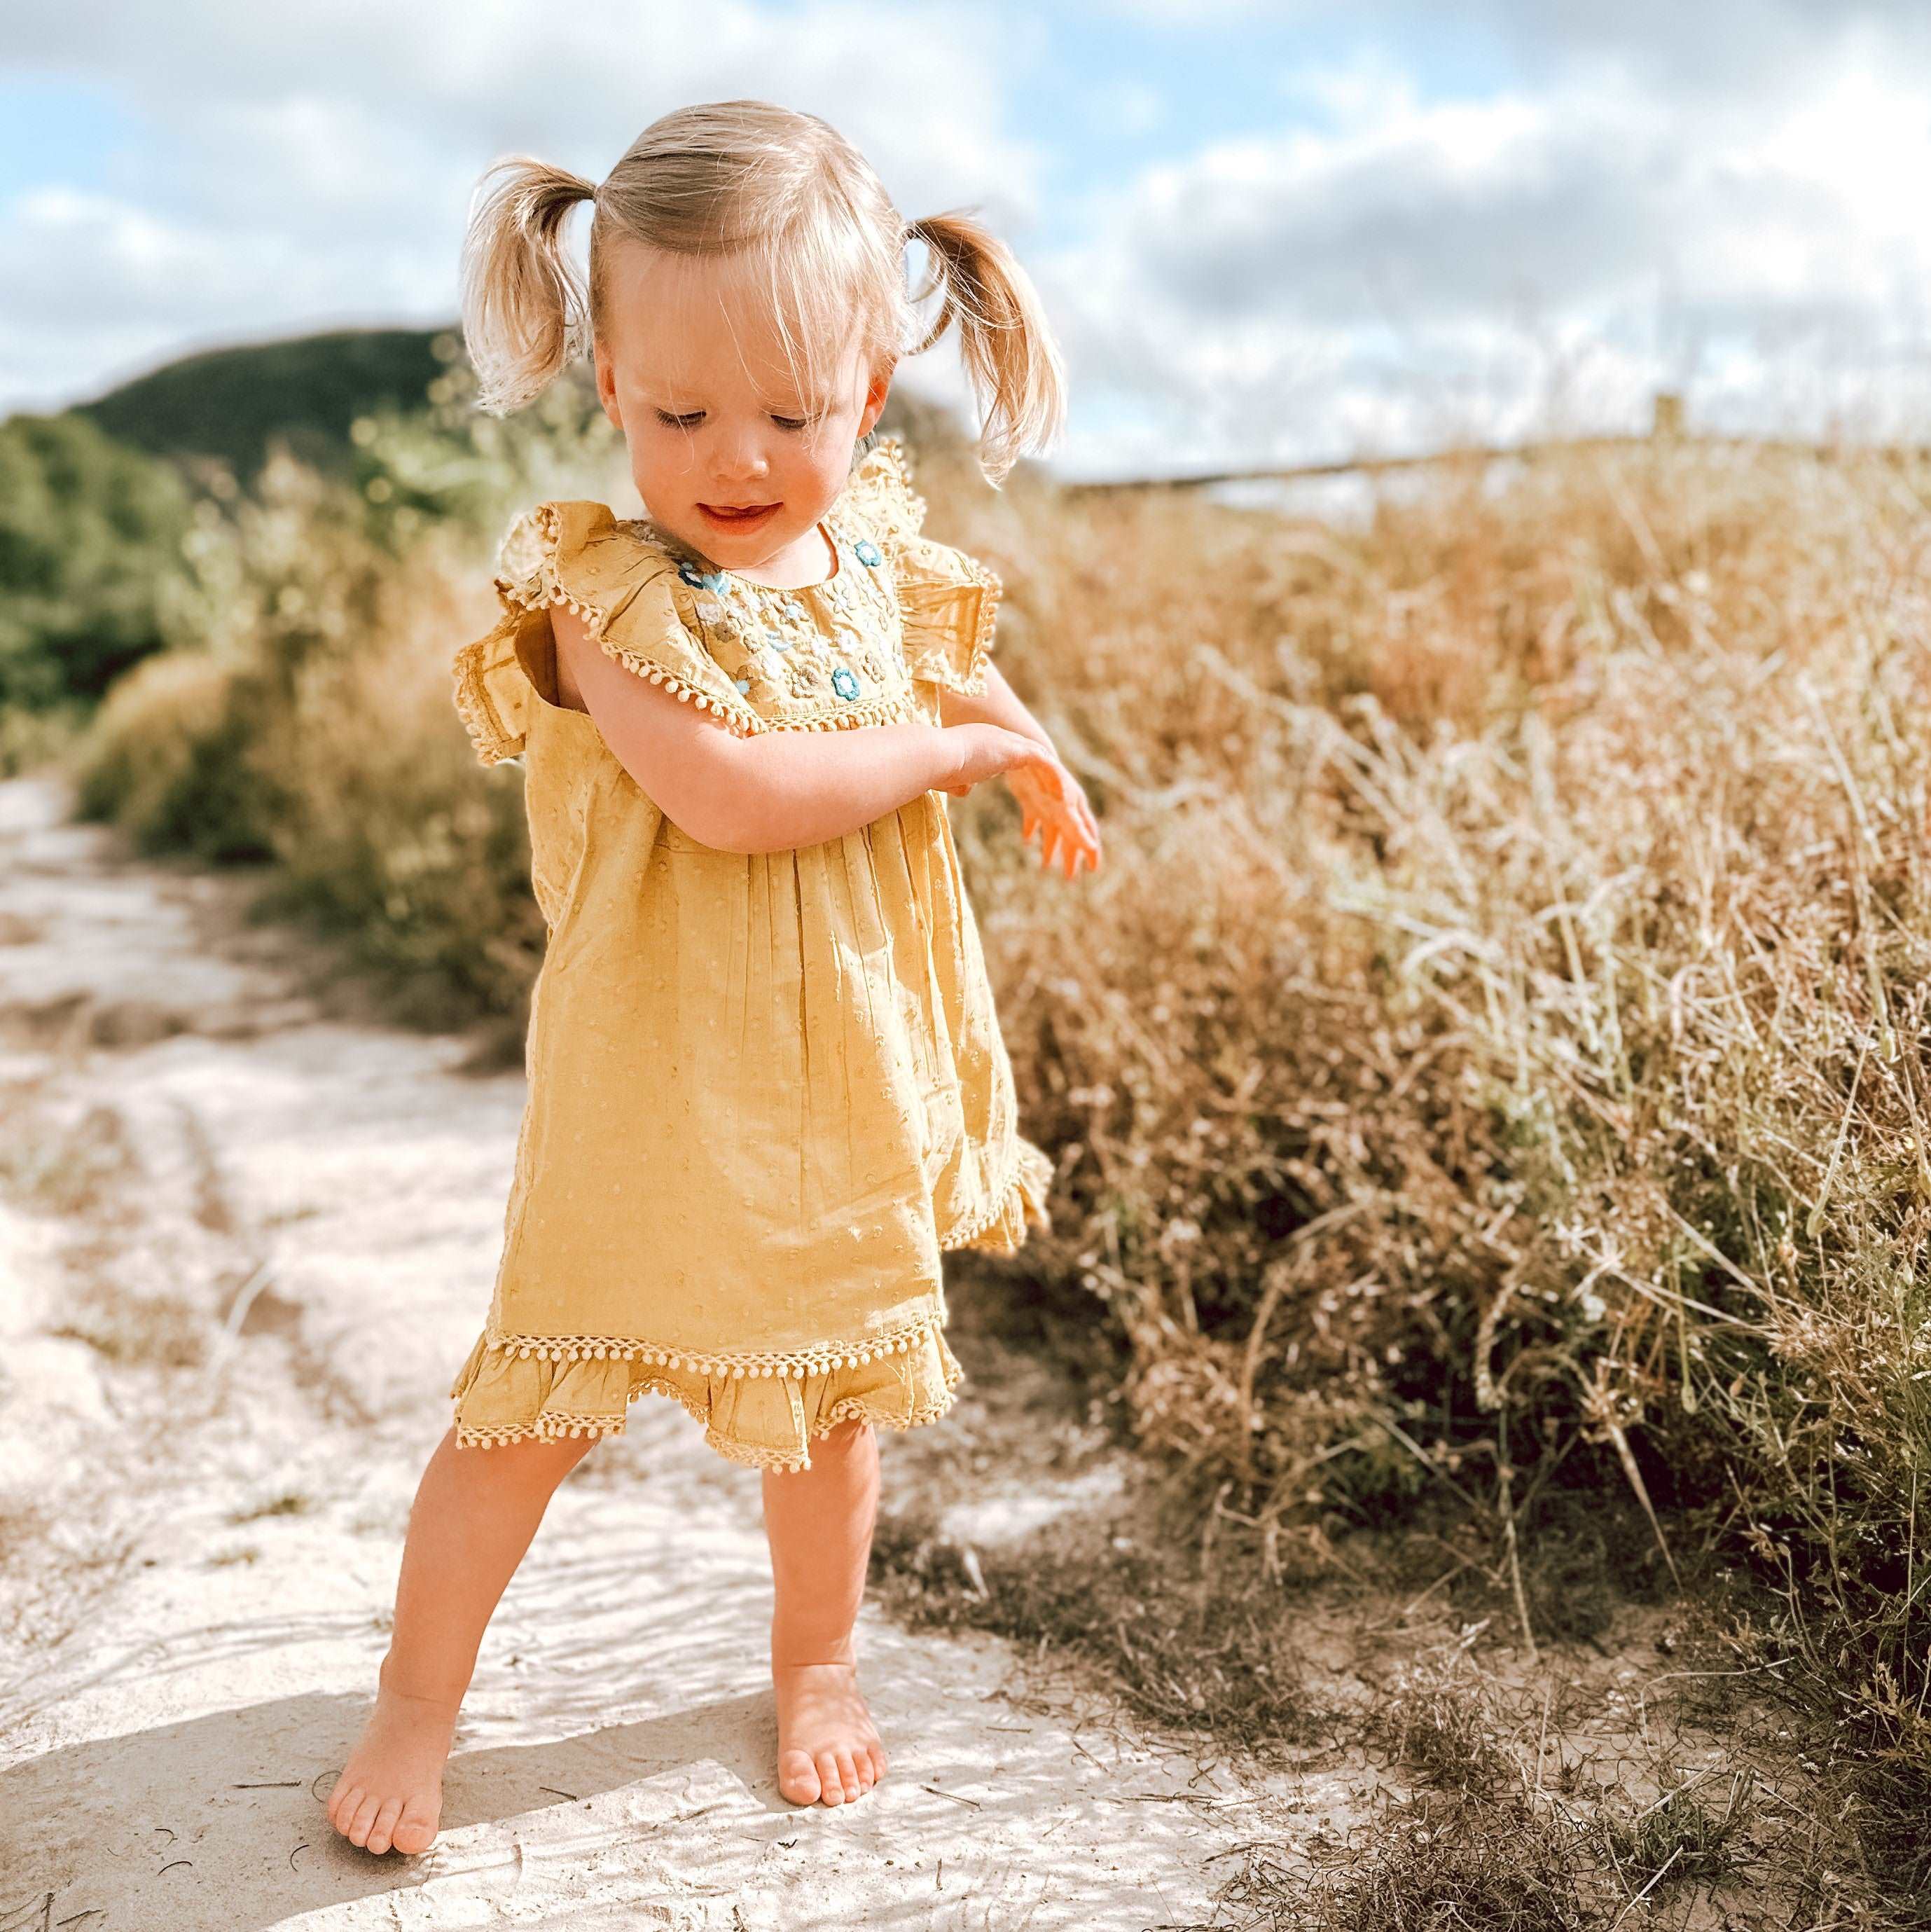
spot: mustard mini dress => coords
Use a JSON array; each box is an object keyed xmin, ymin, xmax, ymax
[{"xmin": 446, "ymin": 436, "xmax": 1054, "ymax": 1472}]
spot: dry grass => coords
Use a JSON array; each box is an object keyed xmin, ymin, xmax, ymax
[
  {"xmin": 975, "ymin": 439, "xmax": 1931, "ymax": 1874},
  {"xmin": 223, "ymin": 1489, "xmax": 314, "ymax": 1526},
  {"xmin": 60, "ymin": 425, "xmax": 1931, "ymax": 1893},
  {"xmin": 69, "ymin": 454, "xmax": 547, "ymax": 1030},
  {"xmin": 868, "ymin": 1492, "xmax": 1341, "ymax": 1764}
]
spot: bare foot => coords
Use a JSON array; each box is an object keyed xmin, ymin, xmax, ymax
[
  {"xmin": 771, "ymin": 1640, "xmax": 887, "ymax": 1806},
  {"xmin": 325, "ymin": 1662, "xmax": 460, "ymax": 1854}
]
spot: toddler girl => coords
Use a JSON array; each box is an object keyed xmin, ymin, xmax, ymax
[{"xmin": 325, "ymin": 99, "xmax": 1103, "ymax": 1856}]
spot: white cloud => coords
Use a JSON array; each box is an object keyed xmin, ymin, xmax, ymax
[
  {"xmin": 1032, "ymin": 13, "xmax": 1931, "ymax": 476},
  {"xmin": 5, "ymin": 0, "xmax": 1930, "ymax": 474},
  {"xmin": 0, "ymin": 0, "xmax": 1044, "ymax": 410}
]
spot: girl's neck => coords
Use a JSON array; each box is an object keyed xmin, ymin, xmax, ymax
[{"xmin": 723, "ymin": 521, "xmax": 841, "ymax": 592}]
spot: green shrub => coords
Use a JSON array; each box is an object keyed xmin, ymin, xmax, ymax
[{"xmin": 0, "ymin": 412, "xmax": 193, "ymax": 710}]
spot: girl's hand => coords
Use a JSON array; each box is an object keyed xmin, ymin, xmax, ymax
[
  {"xmin": 939, "ymin": 726, "xmax": 1102, "ymax": 880},
  {"xmin": 1004, "ymin": 754, "xmax": 1102, "ymax": 879},
  {"xmin": 940, "ymin": 722, "xmax": 1052, "ymax": 796}
]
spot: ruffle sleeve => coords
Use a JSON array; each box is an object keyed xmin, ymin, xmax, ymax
[
  {"xmin": 844, "ymin": 439, "xmax": 1002, "ymax": 698},
  {"xmin": 450, "ymin": 602, "xmax": 539, "ymax": 767},
  {"xmin": 497, "ymin": 500, "xmax": 762, "ymax": 731}
]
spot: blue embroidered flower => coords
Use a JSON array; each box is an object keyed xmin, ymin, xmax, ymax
[
  {"xmin": 734, "ymin": 677, "xmax": 752, "ymax": 694},
  {"xmin": 830, "ymin": 665, "xmax": 861, "ymax": 701},
  {"xmin": 854, "ymin": 539, "xmax": 882, "ymax": 568},
  {"xmin": 677, "ymin": 560, "xmax": 728, "ymax": 593},
  {"xmin": 763, "ymin": 626, "xmax": 792, "ymax": 652}
]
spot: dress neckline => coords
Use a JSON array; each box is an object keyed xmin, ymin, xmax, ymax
[
  {"xmin": 727, "ymin": 518, "xmax": 843, "ymax": 595},
  {"xmin": 647, "ymin": 467, "xmax": 868, "ymax": 603}
]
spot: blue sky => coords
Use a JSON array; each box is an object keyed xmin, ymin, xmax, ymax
[
  {"xmin": 0, "ymin": 74, "xmax": 130, "ymax": 198},
  {"xmin": 4, "ymin": 1, "xmax": 1927, "ymax": 480},
  {"xmin": 1006, "ymin": 6, "xmax": 1522, "ymax": 246}
]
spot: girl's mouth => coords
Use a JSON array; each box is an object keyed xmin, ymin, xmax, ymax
[{"xmin": 699, "ymin": 502, "xmax": 780, "ymax": 532}]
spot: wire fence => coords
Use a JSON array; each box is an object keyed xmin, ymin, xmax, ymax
[{"xmin": 1060, "ymin": 392, "xmax": 1931, "ymax": 493}]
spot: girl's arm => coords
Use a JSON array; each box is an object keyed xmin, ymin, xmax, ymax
[
  {"xmin": 553, "ymin": 605, "xmax": 1049, "ymax": 854},
  {"xmin": 939, "ymin": 661, "xmax": 1105, "ymax": 880},
  {"xmin": 936, "ymin": 661, "xmax": 1055, "ymax": 751}
]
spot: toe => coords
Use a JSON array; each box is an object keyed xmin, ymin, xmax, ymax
[
  {"xmin": 815, "ymin": 1749, "xmax": 845, "ymax": 1804},
  {"xmin": 326, "ymin": 1782, "xmax": 361, "ymax": 1835},
  {"xmin": 392, "ymin": 1802, "xmax": 439, "ymax": 1855},
  {"xmin": 834, "ymin": 1749, "xmax": 864, "ymax": 1798},
  {"xmin": 347, "ymin": 1791, "xmax": 383, "ymax": 1847},
  {"xmin": 366, "ymin": 1798, "xmax": 403, "ymax": 1856},
  {"xmin": 778, "ymin": 1748, "xmax": 822, "ymax": 1805}
]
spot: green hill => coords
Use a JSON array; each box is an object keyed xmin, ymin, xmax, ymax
[
  {"xmin": 65, "ymin": 324, "xmax": 981, "ymax": 489},
  {"xmin": 72, "ymin": 326, "xmax": 458, "ymax": 483}
]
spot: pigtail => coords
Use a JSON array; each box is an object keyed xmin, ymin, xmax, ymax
[
  {"xmin": 459, "ymin": 155, "xmax": 600, "ymax": 415},
  {"xmin": 906, "ymin": 209, "xmax": 1068, "ymax": 487}
]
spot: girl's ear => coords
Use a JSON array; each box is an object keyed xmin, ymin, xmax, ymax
[
  {"xmin": 593, "ymin": 337, "xmax": 623, "ymax": 429},
  {"xmin": 857, "ymin": 360, "xmax": 894, "ymax": 439}
]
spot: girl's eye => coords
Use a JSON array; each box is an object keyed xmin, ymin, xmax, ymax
[{"xmin": 651, "ymin": 410, "xmax": 819, "ymax": 431}]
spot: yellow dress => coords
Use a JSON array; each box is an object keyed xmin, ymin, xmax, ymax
[{"xmin": 445, "ymin": 436, "xmax": 1053, "ymax": 1472}]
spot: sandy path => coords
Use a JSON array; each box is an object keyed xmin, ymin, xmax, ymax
[{"xmin": 0, "ymin": 771, "xmax": 1303, "ymax": 1932}]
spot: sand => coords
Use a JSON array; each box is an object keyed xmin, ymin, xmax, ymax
[{"xmin": 0, "ymin": 771, "xmax": 1311, "ymax": 1931}]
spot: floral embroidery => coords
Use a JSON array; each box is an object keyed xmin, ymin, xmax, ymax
[{"xmin": 469, "ymin": 442, "xmax": 960, "ymax": 749}]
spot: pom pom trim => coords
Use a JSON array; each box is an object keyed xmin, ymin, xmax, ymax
[
  {"xmin": 463, "ymin": 1307, "xmax": 944, "ymax": 1375},
  {"xmin": 448, "ymin": 1305, "xmax": 967, "ymax": 1470},
  {"xmin": 502, "ymin": 502, "xmax": 925, "ymax": 739},
  {"xmin": 450, "ymin": 625, "xmax": 523, "ymax": 766}
]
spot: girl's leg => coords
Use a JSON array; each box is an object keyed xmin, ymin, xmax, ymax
[
  {"xmin": 327, "ymin": 1424, "xmax": 594, "ymax": 1854},
  {"xmin": 760, "ymin": 1416, "xmax": 887, "ymax": 1807}
]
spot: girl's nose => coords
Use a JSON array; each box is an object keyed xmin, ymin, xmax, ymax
[{"xmin": 711, "ymin": 427, "xmax": 772, "ymax": 482}]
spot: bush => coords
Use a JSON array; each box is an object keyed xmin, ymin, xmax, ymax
[{"xmin": 0, "ymin": 412, "xmax": 193, "ymax": 710}]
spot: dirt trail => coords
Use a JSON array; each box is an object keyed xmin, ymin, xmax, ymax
[{"xmin": 0, "ymin": 771, "xmax": 1317, "ymax": 1931}]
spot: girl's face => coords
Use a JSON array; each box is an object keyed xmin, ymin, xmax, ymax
[{"xmin": 593, "ymin": 239, "xmax": 892, "ymax": 586}]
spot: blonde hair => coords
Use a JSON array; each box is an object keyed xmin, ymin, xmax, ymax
[{"xmin": 458, "ymin": 99, "xmax": 1065, "ymax": 485}]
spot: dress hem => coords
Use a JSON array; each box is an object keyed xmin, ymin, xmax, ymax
[
  {"xmin": 450, "ymin": 1355, "xmax": 966, "ymax": 1473},
  {"xmin": 445, "ymin": 1139, "xmax": 1053, "ymax": 1470},
  {"xmin": 448, "ymin": 1308, "xmax": 967, "ymax": 1472},
  {"xmin": 939, "ymin": 1134, "xmax": 1055, "ymax": 1255},
  {"xmin": 462, "ymin": 1136, "xmax": 1055, "ymax": 1369}
]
